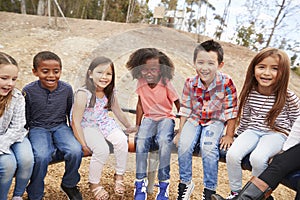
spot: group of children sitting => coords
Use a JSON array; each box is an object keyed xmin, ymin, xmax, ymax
[{"xmin": 0, "ymin": 39, "xmax": 300, "ymax": 200}]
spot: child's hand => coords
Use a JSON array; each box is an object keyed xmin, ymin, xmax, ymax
[
  {"xmin": 219, "ymin": 135, "xmax": 234, "ymax": 150},
  {"xmin": 125, "ymin": 126, "xmax": 138, "ymax": 133},
  {"xmin": 173, "ymin": 133, "xmax": 180, "ymax": 147},
  {"xmin": 82, "ymin": 145, "xmax": 92, "ymax": 156}
]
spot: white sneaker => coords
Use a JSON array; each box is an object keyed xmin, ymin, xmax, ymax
[
  {"xmin": 226, "ymin": 191, "xmax": 239, "ymax": 199},
  {"xmin": 177, "ymin": 181, "xmax": 195, "ymax": 200},
  {"xmin": 12, "ymin": 197, "xmax": 23, "ymax": 200}
]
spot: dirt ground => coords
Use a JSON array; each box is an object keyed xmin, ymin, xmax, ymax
[{"xmin": 1, "ymin": 11, "xmax": 298, "ymax": 199}]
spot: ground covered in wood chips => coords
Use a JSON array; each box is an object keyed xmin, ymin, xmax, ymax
[{"xmin": 1, "ymin": 11, "xmax": 299, "ymax": 199}]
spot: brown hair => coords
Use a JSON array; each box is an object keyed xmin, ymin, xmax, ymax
[
  {"xmin": 0, "ymin": 52, "xmax": 18, "ymax": 117},
  {"xmin": 237, "ymin": 48, "xmax": 291, "ymax": 131},
  {"xmin": 85, "ymin": 56, "xmax": 115, "ymax": 109}
]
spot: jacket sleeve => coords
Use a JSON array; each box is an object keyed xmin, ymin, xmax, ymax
[{"xmin": 0, "ymin": 92, "xmax": 28, "ymax": 154}]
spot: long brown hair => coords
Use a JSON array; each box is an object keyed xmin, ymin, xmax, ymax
[
  {"xmin": 0, "ymin": 52, "xmax": 18, "ymax": 117},
  {"xmin": 85, "ymin": 56, "xmax": 115, "ymax": 109},
  {"xmin": 237, "ymin": 48, "xmax": 291, "ymax": 131}
]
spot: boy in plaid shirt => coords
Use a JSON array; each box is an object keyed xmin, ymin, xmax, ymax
[{"xmin": 174, "ymin": 40, "xmax": 238, "ymax": 200}]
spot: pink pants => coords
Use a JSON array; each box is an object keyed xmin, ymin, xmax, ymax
[{"xmin": 83, "ymin": 127, "xmax": 128, "ymax": 184}]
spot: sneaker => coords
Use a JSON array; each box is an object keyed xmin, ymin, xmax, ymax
[
  {"xmin": 134, "ymin": 178, "xmax": 148, "ymax": 200},
  {"xmin": 177, "ymin": 181, "xmax": 195, "ymax": 200},
  {"xmin": 60, "ymin": 184, "xmax": 83, "ymax": 200},
  {"xmin": 12, "ymin": 197, "xmax": 23, "ymax": 200},
  {"xmin": 226, "ymin": 191, "xmax": 239, "ymax": 199},
  {"xmin": 155, "ymin": 181, "xmax": 169, "ymax": 200},
  {"xmin": 202, "ymin": 188, "xmax": 216, "ymax": 200}
]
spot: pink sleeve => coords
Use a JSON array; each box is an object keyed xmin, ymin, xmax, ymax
[{"xmin": 166, "ymin": 80, "xmax": 179, "ymax": 102}]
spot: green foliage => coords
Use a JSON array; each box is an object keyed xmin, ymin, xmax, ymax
[
  {"xmin": 235, "ymin": 24, "xmax": 264, "ymax": 51},
  {"xmin": 291, "ymin": 66, "xmax": 300, "ymax": 76},
  {"xmin": 0, "ymin": 0, "xmax": 149, "ymax": 23},
  {"xmin": 291, "ymin": 53, "xmax": 298, "ymax": 66}
]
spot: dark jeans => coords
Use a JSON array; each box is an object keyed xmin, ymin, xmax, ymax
[
  {"xmin": 259, "ymin": 143, "xmax": 300, "ymax": 198},
  {"xmin": 27, "ymin": 123, "xmax": 83, "ymax": 200}
]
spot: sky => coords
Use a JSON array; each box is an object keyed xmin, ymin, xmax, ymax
[{"xmin": 146, "ymin": 0, "xmax": 300, "ymax": 59}]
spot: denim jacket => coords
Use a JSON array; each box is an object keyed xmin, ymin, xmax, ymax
[{"xmin": 0, "ymin": 88, "xmax": 28, "ymax": 154}]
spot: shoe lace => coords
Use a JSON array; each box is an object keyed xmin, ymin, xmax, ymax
[{"xmin": 177, "ymin": 183, "xmax": 187, "ymax": 199}]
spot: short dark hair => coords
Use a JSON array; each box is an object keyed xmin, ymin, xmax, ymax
[
  {"xmin": 33, "ymin": 51, "xmax": 62, "ymax": 69},
  {"xmin": 193, "ymin": 40, "xmax": 224, "ymax": 64}
]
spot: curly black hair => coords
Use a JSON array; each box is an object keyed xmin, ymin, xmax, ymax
[{"xmin": 126, "ymin": 48, "xmax": 175, "ymax": 85}]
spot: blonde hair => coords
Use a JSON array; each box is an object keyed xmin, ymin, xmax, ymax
[{"xmin": 0, "ymin": 52, "xmax": 18, "ymax": 117}]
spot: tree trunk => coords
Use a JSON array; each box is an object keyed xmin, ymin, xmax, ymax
[
  {"xmin": 102, "ymin": 0, "xmax": 107, "ymax": 21},
  {"xmin": 37, "ymin": 0, "xmax": 46, "ymax": 15},
  {"xmin": 21, "ymin": 0, "xmax": 26, "ymax": 14},
  {"xmin": 265, "ymin": 0, "xmax": 285, "ymax": 48}
]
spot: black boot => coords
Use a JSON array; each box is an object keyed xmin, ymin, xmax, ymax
[{"xmin": 211, "ymin": 177, "xmax": 272, "ymax": 200}]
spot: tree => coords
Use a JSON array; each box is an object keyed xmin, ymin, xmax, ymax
[
  {"xmin": 183, "ymin": 0, "xmax": 215, "ymax": 33},
  {"xmin": 235, "ymin": 23, "xmax": 264, "ymax": 51},
  {"xmin": 235, "ymin": 0, "xmax": 300, "ymax": 51},
  {"xmin": 213, "ymin": 0, "xmax": 231, "ymax": 40},
  {"xmin": 21, "ymin": 0, "xmax": 27, "ymax": 14},
  {"xmin": 37, "ymin": 0, "xmax": 45, "ymax": 15},
  {"xmin": 264, "ymin": 0, "xmax": 298, "ymax": 48}
]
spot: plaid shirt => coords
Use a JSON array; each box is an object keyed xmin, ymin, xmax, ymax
[
  {"xmin": 178, "ymin": 71, "xmax": 238, "ymax": 126},
  {"xmin": 0, "ymin": 89, "xmax": 28, "ymax": 154}
]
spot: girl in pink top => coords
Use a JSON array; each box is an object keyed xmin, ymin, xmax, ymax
[{"xmin": 126, "ymin": 48, "xmax": 180, "ymax": 200}]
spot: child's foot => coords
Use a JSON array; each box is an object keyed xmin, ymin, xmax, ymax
[
  {"xmin": 89, "ymin": 183, "xmax": 109, "ymax": 200},
  {"xmin": 155, "ymin": 181, "xmax": 170, "ymax": 200},
  {"xmin": 114, "ymin": 174, "xmax": 125, "ymax": 196},
  {"xmin": 134, "ymin": 178, "xmax": 148, "ymax": 200}
]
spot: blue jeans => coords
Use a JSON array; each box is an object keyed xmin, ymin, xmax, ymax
[
  {"xmin": 226, "ymin": 129, "xmax": 286, "ymax": 192},
  {"xmin": 0, "ymin": 137, "xmax": 34, "ymax": 200},
  {"xmin": 178, "ymin": 120, "xmax": 224, "ymax": 190},
  {"xmin": 27, "ymin": 123, "xmax": 83, "ymax": 200},
  {"xmin": 136, "ymin": 118, "xmax": 175, "ymax": 181}
]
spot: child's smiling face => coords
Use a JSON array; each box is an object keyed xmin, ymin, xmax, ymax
[
  {"xmin": 89, "ymin": 63, "xmax": 113, "ymax": 91},
  {"xmin": 141, "ymin": 58, "xmax": 161, "ymax": 84},
  {"xmin": 33, "ymin": 59, "xmax": 61, "ymax": 92},
  {"xmin": 0, "ymin": 64, "xmax": 18, "ymax": 96},
  {"xmin": 254, "ymin": 55, "xmax": 279, "ymax": 95},
  {"xmin": 194, "ymin": 50, "xmax": 223, "ymax": 88}
]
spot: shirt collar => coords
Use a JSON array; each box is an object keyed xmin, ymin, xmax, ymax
[{"xmin": 192, "ymin": 71, "xmax": 221, "ymax": 90}]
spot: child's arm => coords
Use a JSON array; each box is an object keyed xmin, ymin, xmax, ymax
[
  {"xmin": 135, "ymin": 96, "xmax": 144, "ymax": 128},
  {"xmin": 111, "ymin": 96, "xmax": 136, "ymax": 133},
  {"xmin": 0, "ymin": 94, "xmax": 28, "ymax": 154},
  {"xmin": 173, "ymin": 116, "xmax": 187, "ymax": 147},
  {"xmin": 218, "ymin": 76, "xmax": 238, "ymax": 150},
  {"xmin": 71, "ymin": 91, "xmax": 91, "ymax": 156},
  {"xmin": 219, "ymin": 118, "xmax": 236, "ymax": 150},
  {"xmin": 174, "ymin": 99, "xmax": 180, "ymax": 113}
]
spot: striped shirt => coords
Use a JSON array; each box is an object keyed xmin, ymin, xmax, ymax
[
  {"xmin": 179, "ymin": 71, "xmax": 238, "ymax": 126},
  {"xmin": 22, "ymin": 80, "xmax": 73, "ymax": 129},
  {"xmin": 237, "ymin": 89, "xmax": 300, "ymax": 135}
]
